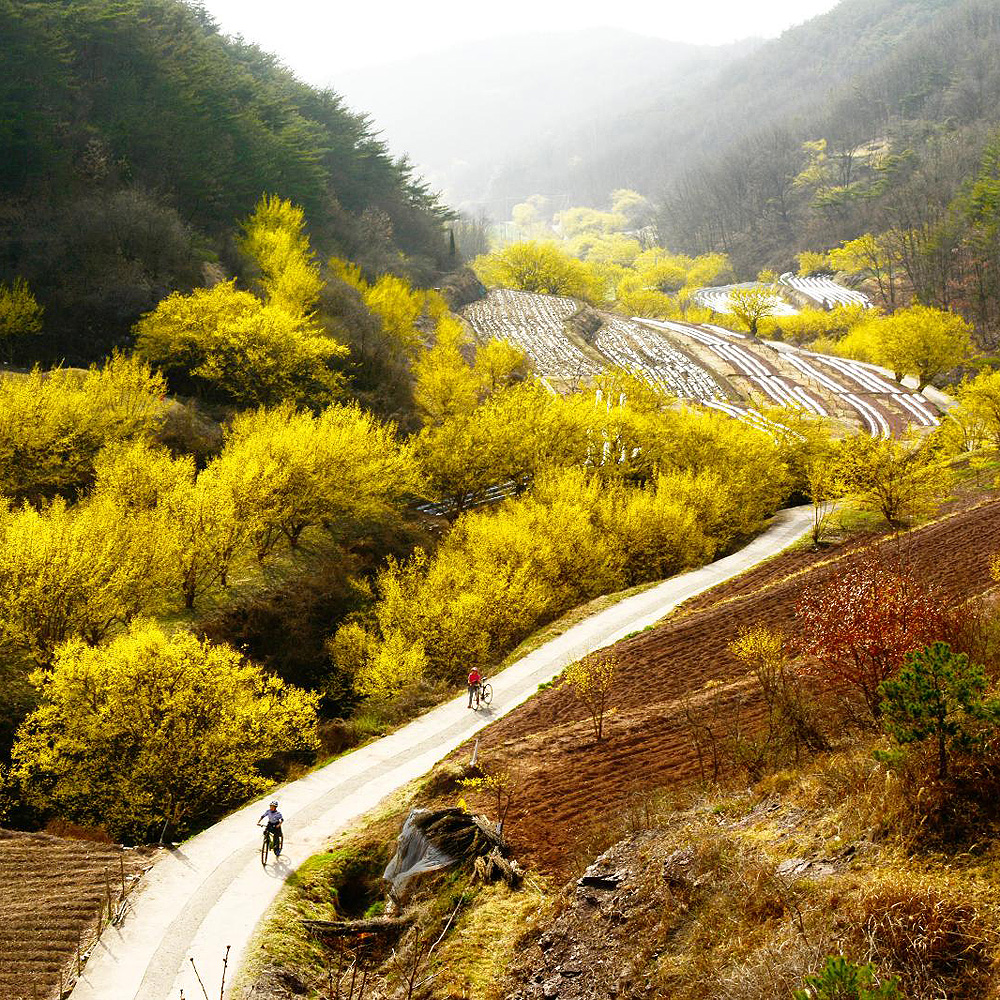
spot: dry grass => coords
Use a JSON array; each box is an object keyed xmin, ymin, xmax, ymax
[
  {"xmin": 847, "ymin": 868, "xmax": 999, "ymax": 998},
  {"xmin": 656, "ymin": 750, "xmax": 1000, "ymax": 1000},
  {"xmin": 494, "ymin": 733, "xmax": 1000, "ymax": 1000},
  {"xmin": 425, "ymin": 880, "xmax": 553, "ymax": 1000}
]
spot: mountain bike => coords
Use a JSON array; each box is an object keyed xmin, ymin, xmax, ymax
[
  {"xmin": 260, "ymin": 824, "xmax": 282, "ymax": 866},
  {"xmin": 477, "ymin": 677, "xmax": 493, "ymax": 708}
]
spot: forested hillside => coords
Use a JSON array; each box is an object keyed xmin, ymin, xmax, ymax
[
  {"xmin": 663, "ymin": 0, "xmax": 1000, "ymax": 304},
  {"xmin": 481, "ymin": 0, "xmax": 1000, "ymax": 324},
  {"xmin": 0, "ymin": 0, "xmax": 452, "ymax": 363},
  {"xmin": 482, "ymin": 0, "xmax": 958, "ymax": 213}
]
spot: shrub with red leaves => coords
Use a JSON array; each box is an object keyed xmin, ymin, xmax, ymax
[{"xmin": 795, "ymin": 556, "xmax": 960, "ymax": 718}]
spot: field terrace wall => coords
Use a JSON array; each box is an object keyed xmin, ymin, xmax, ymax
[{"xmin": 0, "ymin": 830, "xmax": 151, "ymax": 1000}]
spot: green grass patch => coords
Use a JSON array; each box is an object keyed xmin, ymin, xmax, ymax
[{"xmin": 237, "ymin": 783, "xmax": 420, "ymax": 995}]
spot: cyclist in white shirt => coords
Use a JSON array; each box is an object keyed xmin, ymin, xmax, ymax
[{"xmin": 258, "ymin": 800, "xmax": 283, "ymax": 857}]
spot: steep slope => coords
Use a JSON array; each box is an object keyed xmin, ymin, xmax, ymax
[{"xmin": 661, "ymin": 0, "xmax": 1000, "ymax": 278}]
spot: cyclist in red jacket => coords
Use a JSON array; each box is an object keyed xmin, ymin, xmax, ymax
[{"xmin": 467, "ymin": 668, "xmax": 482, "ymax": 709}]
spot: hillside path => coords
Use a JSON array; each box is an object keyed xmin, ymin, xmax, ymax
[{"xmin": 71, "ymin": 505, "xmax": 814, "ymax": 1000}]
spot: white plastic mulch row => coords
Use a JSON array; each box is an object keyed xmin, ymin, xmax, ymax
[
  {"xmin": 784, "ymin": 354, "xmax": 845, "ymax": 394},
  {"xmin": 798, "ymin": 352, "xmax": 938, "ymax": 429},
  {"xmin": 692, "ymin": 285, "xmax": 799, "ymax": 317},
  {"xmin": 593, "ymin": 317, "xmax": 724, "ymax": 401},
  {"xmin": 748, "ymin": 376, "xmax": 828, "ymax": 416},
  {"xmin": 843, "ymin": 393, "xmax": 891, "ymax": 438},
  {"xmin": 779, "ymin": 273, "xmax": 872, "ymax": 309},
  {"xmin": 640, "ymin": 319, "xmax": 827, "ymax": 416},
  {"xmin": 807, "ymin": 353, "xmax": 900, "ymax": 393},
  {"xmin": 785, "ymin": 353, "xmax": 930, "ymax": 433},
  {"xmin": 463, "ymin": 288, "xmax": 599, "ymax": 381},
  {"xmin": 892, "ymin": 393, "xmax": 938, "ymax": 427},
  {"xmin": 704, "ymin": 323, "xmax": 746, "ymax": 339},
  {"xmin": 702, "ymin": 400, "xmax": 793, "ymax": 438}
]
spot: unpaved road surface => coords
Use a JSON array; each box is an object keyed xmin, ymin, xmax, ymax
[{"xmin": 71, "ymin": 506, "xmax": 814, "ymax": 1000}]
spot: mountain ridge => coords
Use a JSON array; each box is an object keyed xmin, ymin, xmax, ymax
[{"xmin": 333, "ymin": 27, "xmax": 757, "ymax": 209}]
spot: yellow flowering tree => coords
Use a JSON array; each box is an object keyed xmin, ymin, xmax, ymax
[
  {"xmin": 0, "ymin": 277, "xmax": 44, "ymax": 361},
  {"xmin": 0, "ymin": 354, "xmax": 166, "ymax": 503},
  {"xmin": 564, "ymin": 652, "xmax": 618, "ymax": 742},
  {"xmin": 134, "ymin": 280, "xmax": 345, "ymax": 407},
  {"xmin": 0, "ymin": 498, "xmax": 170, "ymax": 664},
  {"xmin": 10, "ymin": 622, "xmax": 319, "ymax": 840},
  {"xmin": 472, "ymin": 241, "xmax": 600, "ymax": 301},
  {"xmin": 238, "ymin": 194, "xmax": 324, "ymax": 318},
  {"xmin": 207, "ymin": 401, "xmax": 421, "ymax": 559}
]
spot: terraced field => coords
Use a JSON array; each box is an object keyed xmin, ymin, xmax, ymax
[
  {"xmin": 0, "ymin": 831, "xmax": 149, "ymax": 1000},
  {"xmin": 780, "ymin": 272, "xmax": 872, "ymax": 308},
  {"xmin": 591, "ymin": 317, "xmax": 723, "ymax": 400},
  {"xmin": 647, "ymin": 319, "xmax": 828, "ymax": 415},
  {"xmin": 784, "ymin": 350, "xmax": 938, "ymax": 435},
  {"xmin": 457, "ymin": 498, "xmax": 1000, "ymax": 877},
  {"xmin": 634, "ymin": 319, "xmax": 940, "ymax": 437},
  {"xmin": 692, "ymin": 283, "xmax": 800, "ymax": 316},
  {"xmin": 463, "ymin": 288, "xmax": 598, "ymax": 382},
  {"xmin": 463, "ymin": 288, "xmax": 942, "ymax": 439}
]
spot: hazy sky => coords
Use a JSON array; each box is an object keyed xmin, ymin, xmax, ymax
[{"xmin": 198, "ymin": 0, "xmax": 843, "ymax": 80}]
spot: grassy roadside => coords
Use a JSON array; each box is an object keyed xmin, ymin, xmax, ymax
[{"xmin": 236, "ymin": 759, "xmax": 556, "ymax": 1000}]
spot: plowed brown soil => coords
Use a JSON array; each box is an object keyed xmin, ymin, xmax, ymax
[
  {"xmin": 0, "ymin": 830, "xmax": 151, "ymax": 999},
  {"xmin": 456, "ymin": 500, "xmax": 1000, "ymax": 878}
]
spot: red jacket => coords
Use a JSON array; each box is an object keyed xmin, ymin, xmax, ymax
[{"xmin": 468, "ymin": 670, "xmax": 481, "ymax": 686}]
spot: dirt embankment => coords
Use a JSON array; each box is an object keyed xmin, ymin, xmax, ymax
[
  {"xmin": 453, "ymin": 500, "xmax": 1000, "ymax": 878},
  {"xmin": 565, "ymin": 305, "xmax": 605, "ymax": 343},
  {"xmin": 502, "ymin": 775, "xmax": 1000, "ymax": 1000}
]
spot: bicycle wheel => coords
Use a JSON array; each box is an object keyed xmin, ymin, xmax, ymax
[
  {"xmin": 480, "ymin": 683, "xmax": 493, "ymax": 706},
  {"xmin": 261, "ymin": 831, "xmax": 270, "ymax": 867}
]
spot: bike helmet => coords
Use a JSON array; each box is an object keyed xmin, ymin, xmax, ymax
[{"xmin": 269, "ymin": 800, "xmax": 279, "ymax": 807}]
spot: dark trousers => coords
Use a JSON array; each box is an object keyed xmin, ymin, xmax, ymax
[{"xmin": 468, "ymin": 683, "xmax": 479, "ymax": 707}]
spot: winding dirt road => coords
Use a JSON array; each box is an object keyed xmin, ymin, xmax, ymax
[{"xmin": 70, "ymin": 505, "xmax": 814, "ymax": 1000}]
